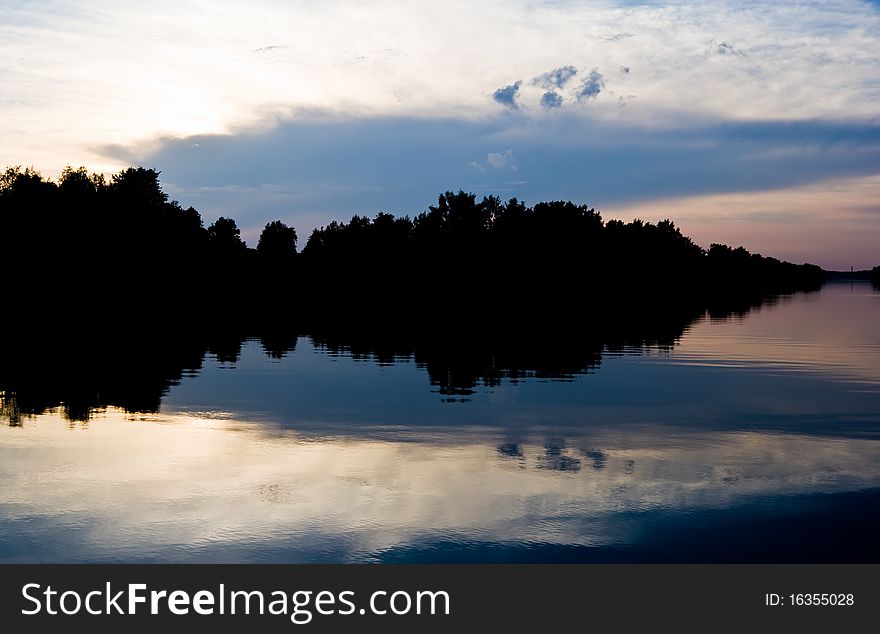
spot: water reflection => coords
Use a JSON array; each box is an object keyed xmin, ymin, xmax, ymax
[
  {"xmin": 0, "ymin": 283, "xmax": 878, "ymax": 561},
  {"xmin": 672, "ymin": 285, "xmax": 880, "ymax": 388},
  {"xmin": 0, "ymin": 292, "xmax": 715, "ymax": 421},
  {"xmin": 1, "ymin": 410, "xmax": 879, "ymax": 562}
]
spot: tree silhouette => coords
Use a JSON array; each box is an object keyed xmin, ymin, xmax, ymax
[
  {"xmin": 257, "ymin": 220, "xmax": 298, "ymax": 259},
  {"xmin": 208, "ymin": 217, "xmax": 246, "ymax": 253},
  {"xmin": 59, "ymin": 166, "xmax": 100, "ymax": 196},
  {"xmin": 110, "ymin": 167, "xmax": 167, "ymax": 209}
]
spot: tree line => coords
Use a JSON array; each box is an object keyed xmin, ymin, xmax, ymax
[{"xmin": 1, "ymin": 165, "xmax": 828, "ymax": 330}]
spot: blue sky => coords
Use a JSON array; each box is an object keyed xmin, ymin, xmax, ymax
[{"xmin": 2, "ymin": 0, "xmax": 880, "ymax": 267}]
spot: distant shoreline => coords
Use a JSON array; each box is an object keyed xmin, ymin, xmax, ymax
[{"xmin": 824, "ymin": 270, "xmax": 877, "ymax": 282}]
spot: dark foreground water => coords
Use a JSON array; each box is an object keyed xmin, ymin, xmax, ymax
[{"xmin": 1, "ymin": 283, "xmax": 879, "ymax": 562}]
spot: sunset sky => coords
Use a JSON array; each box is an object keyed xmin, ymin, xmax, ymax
[{"xmin": 2, "ymin": 0, "xmax": 879, "ymax": 268}]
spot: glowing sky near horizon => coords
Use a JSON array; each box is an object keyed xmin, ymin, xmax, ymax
[{"xmin": 2, "ymin": 0, "xmax": 879, "ymax": 268}]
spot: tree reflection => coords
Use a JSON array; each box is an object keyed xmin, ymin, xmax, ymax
[{"xmin": 0, "ymin": 290, "xmax": 826, "ymax": 424}]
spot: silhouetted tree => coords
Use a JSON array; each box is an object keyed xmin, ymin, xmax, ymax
[
  {"xmin": 59, "ymin": 166, "xmax": 100, "ymax": 196},
  {"xmin": 110, "ymin": 166, "xmax": 167, "ymax": 209},
  {"xmin": 257, "ymin": 220, "xmax": 298, "ymax": 259},
  {"xmin": 208, "ymin": 217, "xmax": 247, "ymax": 253}
]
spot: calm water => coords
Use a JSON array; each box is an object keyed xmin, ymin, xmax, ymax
[{"xmin": 1, "ymin": 283, "xmax": 879, "ymax": 562}]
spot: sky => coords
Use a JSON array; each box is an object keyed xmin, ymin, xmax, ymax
[{"xmin": 2, "ymin": 0, "xmax": 879, "ymax": 268}]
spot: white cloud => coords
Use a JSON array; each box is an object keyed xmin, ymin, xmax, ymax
[
  {"xmin": 487, "ymin": 149, "xmax": 516, "ymax": 169},
  {"xmin": 0, "ymin": 1, "xmax": 879, "ymax": 175}
]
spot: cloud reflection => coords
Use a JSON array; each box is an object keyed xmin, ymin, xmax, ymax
[{"xmin": 1, "ymin": 410, "xmax": 879, "ymax": 562}]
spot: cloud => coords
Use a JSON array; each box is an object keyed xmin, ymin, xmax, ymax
[
  {"xmin": 487, "ymin": 149, "xmax": 516, "ymax": 169},
  {"xmin": 531, "ymin": 65, "xmax": 578, "ymax": 90},
  {"xmin": 576, "ymin": 68, "xmax": 605, "ymax": 101},
  {"xmin": 715, "ymin": 41, "xmax": 746, "ymax": 58},
  {"xmin": 540, "ymin": 91, "xmax": 564, "ymax": 109},
  {"xmin": 3, "ymin": 1, "xmax": 880, "ymax": 175},
  {"xmin": 604, "ymin": 32, "xmax": 634, "ymax": 43},
  {"xmin": 492, "ymin": 81, "xmax": 522, "ymax": 109}
]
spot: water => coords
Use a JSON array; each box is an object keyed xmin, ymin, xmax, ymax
[{"xmin": 1, "ymin": 283, "xmax": 879, "ymax": 562}]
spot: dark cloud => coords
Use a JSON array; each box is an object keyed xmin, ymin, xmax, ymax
[
  {"xmin": 492, "ymin": 81, "xmax": 522, "ymax": 109},
  {"xmin": 531, "ymin": 65, "xmax": 578, "ymax": 90},
  {"xmin": 105, "ymin": 114, "xmax": 880, "ymax": 251},
  {"xmin": 716, "ymin": 42, "xmax": 746, "ymax": 57},
  {"xmin": 576, "ymin": 68, "xmax": 605, "ymax": 100},
  {"xmin": 540, "ymin": 91, "xmax": 563, "ymax": 109},
  {"xmin": 604, "ymin": 32, "xmax": 634, "ymax": 43}
]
